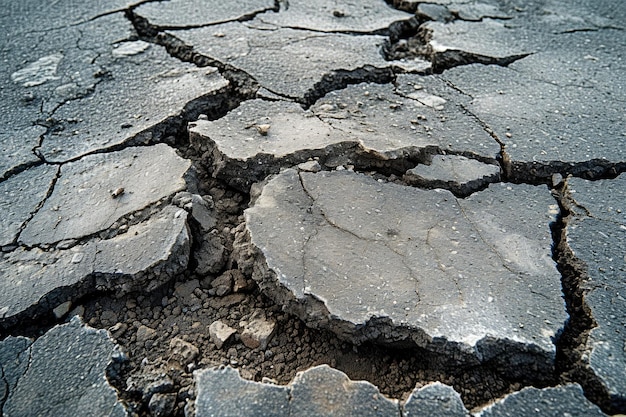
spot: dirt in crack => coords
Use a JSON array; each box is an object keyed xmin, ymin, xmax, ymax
[{"xmin": 84, "ymin": 274, "xmax": 524, "ymax": 417}]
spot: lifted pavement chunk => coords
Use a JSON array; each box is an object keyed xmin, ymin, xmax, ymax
[
  {"xmin": 1, "ymin": 205, "xmax": 190, "ymax": 325},
  {"xmin": 195, "ymin": 365, "xmax": 399, "ymax": 417},
  {"xmin": 190, "ymin": 81, "xmax": 497, "ymax": 191},
  {"xmin": 404, "ymin": 154, "xmax": 500, "ymax": 196},
  {"xmin": 236, "ymin": 169, "xmax": 566, "ymax": 380}
]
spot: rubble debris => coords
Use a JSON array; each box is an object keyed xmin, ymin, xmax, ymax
[
  {"xmin": 240, "ymin": 311, "xmax": 277, "ymax": 350},
  {"xmin": 209, "ymin": 320, "xmax": 237, "ymax": 349}
]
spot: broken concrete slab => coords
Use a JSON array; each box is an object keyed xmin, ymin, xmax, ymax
[
  {"xmin": 564, "ymin": 174, "xmax": 626, "ymax": 409},
  {"xmin": 289, "ymin": 365, "xmax": 399, "ymax": 417},
  {"xmin": 195, "ymin": 366, "xmax": 290, "ymax": 417},
  {"xmin": 38, "ymin": 14, "xmax": 229, "ymax": 162},
  {"xmin": 259, "ymin": 0, "xmax": 413, "ymax": 32},
  {"xmin": 476, "ymin": 384, "xmax": 608, "ymax": 417},
  {"xmin": 174, "ymin": 22, "xmax": 407, "ymax": 100},
  {"xmin": 0, "ymin": 13, "xmax": 135, "ymax": 177},
  {"xmin": 20, "ymin": 144, "xmax": 191, "ymax": 246},
  {"xmin": 426, "ymin": 20, "xmax": 625, "ymax": 172},
  {"xmin": 135, "ymin": 0, "xmax": 276, "ymax": 28},
  {"xmin": 403, "ymin": 382, "xmax": 469, "ymax": 417},
  {"xmin": 235, "ymin": 169, "xmax": 566, "ymax": 378},
  {"xmin": 424, "ymin": 19, "xmax": 532, "ymax": 67},
  {"xmin": 195, "ymin": 365, "xmax": 399, "ymax": 417},
  {"xmin": 404, "ymin": 154, "xmax": 500, "ymax": 196},
  {"xmin": 0, "ymin": 317, "xmax": 127, "ymax": 417},
  {"xmin": 1, "ymin": 205, "xmax": 189, "ymax": 324},
  {"xmin": 0, "ymin": 164, "xmax": 57, "ymax": 248},
  {"xmin": 190, "ymin": 81, "xmax": 498, "ymax": 191}
]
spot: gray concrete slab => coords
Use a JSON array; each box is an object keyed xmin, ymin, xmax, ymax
[
  {"xmin": 565, "ymin": 174, "xmax": 626, "ymax": 408},
  {"xmin": 423, "ymin": 8, "xmax": 625, "ymax": 167},
  {"xmin": 403, "ymin": 382, "xmax": 469, "ymax": 417},
  {"xmin": 0, "ymin": 12, "xmax": 135, "ymax": 177},
  {"xmin": 135, "ymin": 0, "xmax": 276, "ymax": 28},
  {"xmin": 195, "ymin": 365, "xmax": 400, "ymax": 417},
  {"xmin": 190, "ymin": 81, "xmax": 498, "ymax": 190},
  {"xmin": 1, "ymin": 317, "xmax": 127, "ymax": 417},
  {"xmin": 38, "ymin": 15, "xmax": 229, "ymax": 163},
  {"xmin": 1, "ymin": 205, "xmax": 189, "ymax": 323},
  {"xmin": 174, "ymin": 22, "xmax": 403, "ymax": 100},
  {"xmin": 235, "ymin": 169, "xmax": 566, "ymax": 376},
  {"xmin": 20, "ymin": 144, "xmax": 190, "ymax": 246},
  {"xmin": 476, "ymin": 384, "xmax": 607, "ymax": 417},
  {"xmin": 259, "ymin": 0, "xmax": 412, "ymax": 32},
  {"xmin": 289, "ymin": 365, "xmax": 399, "ymax": 416},
  {"xmin": 195, "ymin": 366, "xmax": 290, "ymax": 417}
]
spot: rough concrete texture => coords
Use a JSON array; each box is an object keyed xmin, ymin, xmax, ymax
[
  {"xmin": 403, "ymin": 382, "xmax": 469, "ymax": 417},
  {"xmin": 135, "ymin": 0, "xmax": 276, "ymax": 28},
  {"xmin": 0, "ymin": 164, "xmax": 57, "ymax": 247},
  {"xmin": 1, "ymin": 205, "xmax": 189, "ymax": 322},
  {"xmin": 195, "ymin": 365, "xmax": 399, "ymax": 417},
  {"xmin": 236, "ymin": 168, "xmax": 566, "ymax": 376},
  {"xmin": 37, "ymin": 14, "xmax": 229, "ymax": 163},
  {"xmin": 476, "ymin": 384, "xmax": 607, "ymax": 417},
  {"xmin": 195, "ymin": 366, "xmax": 290, "ymax": 417},
  {"xmin": 564, "ymin": 174, "xmax": 626, "ymax": 409},
  {"xmin": 0, "ymin": 317, "xmax": 126, "ymax": 417}
]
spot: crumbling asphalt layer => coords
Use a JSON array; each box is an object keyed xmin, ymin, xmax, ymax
[{"xmin": 0, "ymin": 0, "xmax": 625, "ymax": 416}]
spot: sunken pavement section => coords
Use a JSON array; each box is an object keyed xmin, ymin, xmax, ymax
[{"xmin": 0, "ymin": 0, "xmax": 624, "ymax": 416}]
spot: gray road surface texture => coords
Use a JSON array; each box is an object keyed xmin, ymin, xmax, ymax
[{"xmin": 0, "ymin": 0, "xmax": 624, "ymax": 416}]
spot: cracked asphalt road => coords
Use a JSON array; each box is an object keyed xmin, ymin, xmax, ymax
[{"xmin": 0, "ymin": 0, "xmax": 624, "ymax": 416}]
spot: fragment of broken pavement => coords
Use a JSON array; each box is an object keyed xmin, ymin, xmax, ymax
[{"xmin": 0, "ymin": 317, "xmax": 127, "ymax": 416}]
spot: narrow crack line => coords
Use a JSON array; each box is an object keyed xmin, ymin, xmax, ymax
[
  {"xmin": 11, "ymin": 165, "xmax": 61, "ymax": 250},
  {"xmin": 15, "ymin": 194, "xmax": 174, "ymax": 253},
  {"xmin": 556, "ymin": 25, "xmax": 624, "ymax": 34},
  {"xmin": 255, "ymin": 20, "xmax": 391, "ymax": 37},
  {"xmin": 297, "ymin": 172, "xmax": 375, "ymax": 244},
  {"xmin": 149, "ymin": 5, "xmax": 280, "ymax": 32},
  {"xmin": 452, "ymin": 100, "xmax": 512, "ymax": 178}
]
